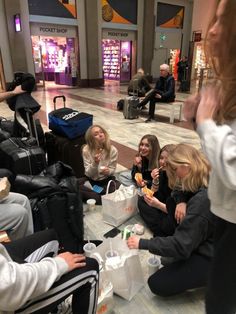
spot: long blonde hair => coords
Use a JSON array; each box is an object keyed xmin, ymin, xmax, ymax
[
  {"xmin": 167, "ymin": 144, "xmax": 210, "ymax": 192},
  {"xmin": 205, "ymin": 0, "xmax": 236, "ymax": 122},
  {"xmin": 84, "ymin": 125, "xmax": 111, "ymax": 157}
]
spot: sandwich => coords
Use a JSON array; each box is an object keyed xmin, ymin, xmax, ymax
[{"xmin": 142, "ymin": 186, "xmax": 154, "ymax": 197}]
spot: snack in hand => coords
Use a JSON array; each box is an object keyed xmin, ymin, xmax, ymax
[
  {"xmin": 134, "ymin": 173, "xmax": 143, "ymax": 185},
  {"xmin": 142, "ymin": 186, "xmax": 154, "ymax": 197},
  {"xmin": 0, "ymin": 177, "xmax": 10, "ymax": 200}
]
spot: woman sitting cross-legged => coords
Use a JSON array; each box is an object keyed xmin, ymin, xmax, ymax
[
  {"xmin": 138, "ymin": 144, "xmax": 178, "ymax": 237},
  {"xmin": 78, "ymin": 125, "xmax": 120, "ymax": 205},
  {"xmin": 127, "ymin": 143, "xmax": 215, "ymax": 297}
]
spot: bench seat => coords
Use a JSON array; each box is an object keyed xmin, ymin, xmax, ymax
[{"xmin": 157, "ymin": 101, "xmax": 183, "ymax": 123}]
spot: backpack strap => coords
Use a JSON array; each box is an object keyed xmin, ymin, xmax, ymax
[
  {"xmin": 67, "ymin": 192, "xmax": 84, "ymax": 240},
  {"xmin": 35, "ymin": 198, "xmax": 51, "ymax": 230}
]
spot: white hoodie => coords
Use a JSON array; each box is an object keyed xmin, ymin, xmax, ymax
[
  {"xmin": 0, "ymin": 244, "xmax": 68, "ymax": 313},
  {"xmin": 197, "ymin": 119, "xmax": 236, "ymax": 223}
]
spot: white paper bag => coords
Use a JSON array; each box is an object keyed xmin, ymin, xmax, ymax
[
  {"xmin": 91, "ymin": 238, "xmax": 144, "ymax": 301},
  {"xmin": 102, "ymin": 181, "xmax": 138, "ymax": 227},
  {"xmin": 97, "ymin": 271, "xmax": 114, "ymax": 314}
]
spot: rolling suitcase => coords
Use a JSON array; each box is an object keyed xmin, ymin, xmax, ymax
[
  {"xmin": 123, "ymin": 96, "xmax": 139, "ymax": 119},
  {"xmin": 0, "ymin": 111, "xmax": 46, "ymax": 175},
  {"xmin": 180, "ymin": 68, "xmax": 190, "ymax": 92},
  {"xmin": 45, "ymin": 131, "xmax": 86, "ymax": 178},
  {"xmin": 48, "ymin": 95, "xmax": 93, "ymax": 139},
  {"xmin": 123, "ymin": 79, "xmax": 140, "ymax": 119}
]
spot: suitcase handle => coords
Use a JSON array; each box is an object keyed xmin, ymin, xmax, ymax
[
  {"xmin": 24, "ymin": 108, "xmax": 39, "ymax": 146},
  {"xmin": 53, "ymin": 95, "xmax": 66, "ymax": 110}
]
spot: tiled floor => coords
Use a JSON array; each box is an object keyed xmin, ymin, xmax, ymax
[{"xmin": 1, "ymin": 81, "xmax": 205, "ymax": 313}]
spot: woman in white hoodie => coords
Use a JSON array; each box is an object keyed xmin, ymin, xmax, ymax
[
  {"xmin": 0, "ymin": 229, "xmax": 99, "ymax": 314},
  {"xmin": 184, "ymin": 1, "xmax": 236, "ymax": 313}
]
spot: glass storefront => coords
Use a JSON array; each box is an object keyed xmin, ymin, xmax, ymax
[{"xmin": 102, "ymin": 39, "xmax": 132, "ymax": 82}]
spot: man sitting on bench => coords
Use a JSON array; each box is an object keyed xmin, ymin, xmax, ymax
[{"xmin": 138, "ymin": 64, "xmax": 175, "ymax": 122}]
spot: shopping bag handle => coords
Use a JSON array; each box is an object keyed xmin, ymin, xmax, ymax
[{"xmin": 106, "ymin": 180, "xmax": 117, "ymax": 195}]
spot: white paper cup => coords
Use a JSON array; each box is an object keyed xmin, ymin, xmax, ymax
[
  {"xmin": 83, "ymin": 242, "xmax": 96, "ymax": 257},
  {"xmin": 105, "ymin": 250, "xmax": 119, "ymax": 259},
  {"xmin": 147, "ymin": 256, "xmax": 161, "ymax": 276},
  {"xmin": 87, "ymin": 199, "xmax": 96, "ymax": 211}
]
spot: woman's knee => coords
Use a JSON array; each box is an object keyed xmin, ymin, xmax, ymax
[
  {"xmin": 8, "ymin": 192, "xmax": 30, "ymax": 209},
  {"xmin": 86, "ymin": 257, "xmax": 99, "ymax": 273},
  {"xmin": 148, "ymin": 272, "xmax": 174, "ymax": 297}
]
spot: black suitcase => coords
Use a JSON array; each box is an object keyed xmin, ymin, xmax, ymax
[
  {"xmin": 180, "ymin": 69, "xmax": 190, "ymax": 92},
  {"xmin": 117, "ymin": 99, "xmax": 124, "ymax": 111},
  {"xmin": 0, "ymin": 137, "xmax": 46, "ymax": 175},
  {"xmin": 180, "ymin": 80, "xmax": 190, "ymax": 92},
  {"xmin": 0, "ymin": 116, "xmax": 45, "ymax": 148},
  {"xmin": 0, "ymin": 111, "xmax": 46, "ymax": 175},
  {"xmin": 45, "ymin": 132, "xmax": 86, "ymax": 178}
]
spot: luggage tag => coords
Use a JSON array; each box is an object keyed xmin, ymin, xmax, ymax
[{"xmin": 93, "ymin": 185, "xmax": 104, "ymax": 194}]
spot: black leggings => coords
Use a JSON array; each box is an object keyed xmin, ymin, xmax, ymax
[
  {"xmin": 205, "ymin": 217, "xmax": 236, "ymax": 314},
  {"xmin": 148, "ymin": 253, "xmax": 211, "ymax": 297},
  {"xmin": 138, "ymin": 196, "xmax": 177, "ymax": 237},
  {"xmin": 4, "ymin": 229, "xmax": 99, "ymax": 314}
]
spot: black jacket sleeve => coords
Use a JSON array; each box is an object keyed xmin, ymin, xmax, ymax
[
  {"xmin": 171, "ymin": 190, "xmax": 194, "ymax": 204},
  {"xmin": 139, "ymin": 191, "xmax": 212, "ymax": 260}
]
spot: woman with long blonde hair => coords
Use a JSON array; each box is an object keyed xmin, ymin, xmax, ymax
[
  {"xmin": 184, "ymin": 1, "xmax": 236, "ymax": 312},
  {"xmin": 127, "ymin": 144, "xmax": 214, "ymax": 297},
  {"xmin": 79, "ymin": 125, "xmax": 120, "ymax": 204}
]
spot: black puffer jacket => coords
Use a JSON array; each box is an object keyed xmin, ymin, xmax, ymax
[{"xmin": 14, "ymin": 161, "xmax": 78, "ymax": 198}]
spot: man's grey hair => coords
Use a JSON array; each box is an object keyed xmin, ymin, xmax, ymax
[{"xmin": 160, "ymin": 64, "xmax": 170, "ymax": 72}]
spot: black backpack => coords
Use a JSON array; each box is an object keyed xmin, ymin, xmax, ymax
[
  {"xmin": 31, "ymin": 191, "xmax": 84, "ymax": 253},
  {"xmin": 117, "ymin": 99, "xmax": 124, "ymax": 111}
]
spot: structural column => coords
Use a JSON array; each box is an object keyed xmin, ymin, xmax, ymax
[
  {"xmin": 142, "ymin": 0, "xmax": 155, "ymax": 76},
  {"xmin": 82, "ymin": 0, "xmax": 103, "ymax": 87}
]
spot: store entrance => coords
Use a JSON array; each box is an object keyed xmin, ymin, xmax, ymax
[
  {"xmin": 102, "ymin": 39, "xmax": 132, "ymax": 83},
  {"xmin": 31, "ymin": 36, "xmax": 78, "ymax": 87}
]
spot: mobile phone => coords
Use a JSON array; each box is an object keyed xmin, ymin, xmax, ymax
[
  {"xmin": 92, "ymin": 185, "xmax": 104, "ymax": 193},
  {"xmin": 103, "ymin": 227, "xmax": 121, "ymax": 238}
]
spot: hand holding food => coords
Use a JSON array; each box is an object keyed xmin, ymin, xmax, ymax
[
  {"xmin": 99, "ymin": 166, "xmax": 110, "ymax": 175},
  {"xmin": 151, "ymin": 166, "xmax": 162, "ymax": 181},
  {"xmin": 142, "ymin": 186, "xmax": 154, "ymax": 197},
  {"xmin": 134, "ymin": 155, "xmax": 142, "ymax": 168},
  {"xmin": 135, "ymin": 173, "xmax": 145, "ymax": 187},
  {"xmin": 0, "ymin": 177, "xmax": 10, "ymax": 200},
  {"xmin": 94, "ymin": 148, "xmax": 103, "ymax": 163}
]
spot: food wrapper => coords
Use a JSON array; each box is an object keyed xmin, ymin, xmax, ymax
[{"xmin": 142, "ymin": 186, "xmax": 154, "ymax": 197}]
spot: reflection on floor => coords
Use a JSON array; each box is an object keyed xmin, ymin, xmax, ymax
[{"xmin": 1, "ymin": 81, "xmax": 205, "ymax": 313}]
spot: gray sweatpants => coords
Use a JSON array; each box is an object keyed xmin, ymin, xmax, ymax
[{"xmin": 0, "ymin": 192, "xmax": 33, "ymax": 240}]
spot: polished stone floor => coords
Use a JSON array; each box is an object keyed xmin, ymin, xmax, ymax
[{"xmin": 1, "ymin": 81, "xmax": 205, "ymax": 314}]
